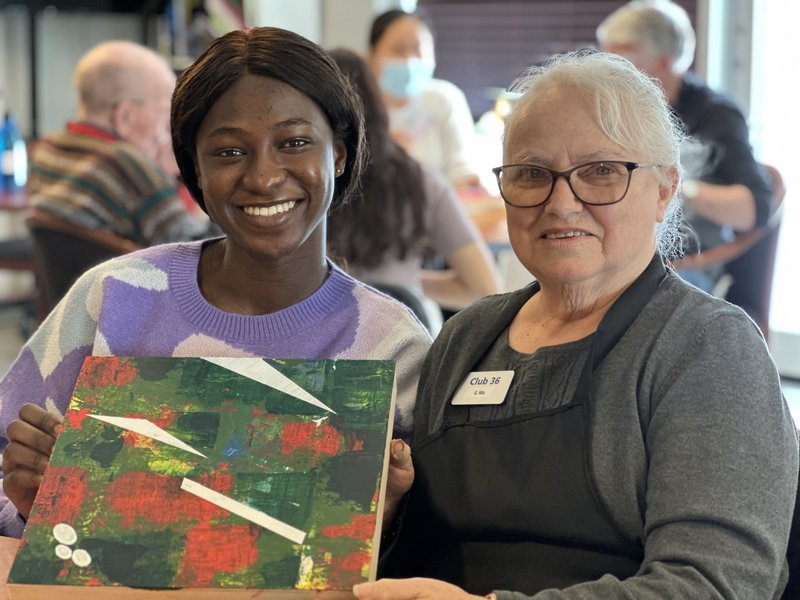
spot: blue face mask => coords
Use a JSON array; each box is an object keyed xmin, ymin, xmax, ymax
[{"xmin": 378, "ymin": 58, "xmax": 435, "ymax": 99}]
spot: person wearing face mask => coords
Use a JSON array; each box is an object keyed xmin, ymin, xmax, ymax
[{"xmin": 368, "ymin": 9, "xmax": 484, "ymax": 193}]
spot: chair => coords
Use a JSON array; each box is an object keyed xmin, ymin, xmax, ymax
[
  {"xmin": 25, "ymin": 208, "xmax": 142, "ymax": 315},
  {"xmin": 672, "ymin": 164, "xmax": 786, "ymax": 338},
  {"xmin": 0, "ymin": 236, "xmax": 41, "ymax": 337},
  {"xmin": 366, "ymin": 281, "xmax": 443, "ymax": 336}
]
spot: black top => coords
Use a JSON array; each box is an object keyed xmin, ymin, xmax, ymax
[
  {"xmin": 381, "ymin": 257, "xmax": 667, "ymax": 595},
  {"xmin": 674, "ymin": 73, "xmax": 773, "ymax": 257}
]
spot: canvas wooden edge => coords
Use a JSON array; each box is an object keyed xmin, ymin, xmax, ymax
[
  {"xmin": 368, "ymin": 372, "xmax": 397, "ymax": 581},
  {"xmin": 6, "ymin": 584, "xmax": 355, "ymax": 598}
]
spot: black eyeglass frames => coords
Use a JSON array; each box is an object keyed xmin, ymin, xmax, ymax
[{"xmin": 492, "ymin": 160, "xmax": 655, "ymax": 208}]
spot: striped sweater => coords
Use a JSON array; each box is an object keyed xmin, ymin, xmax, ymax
[{"xmin": 27, "ymin": 122, "xmax": 213, "ymax": 245}]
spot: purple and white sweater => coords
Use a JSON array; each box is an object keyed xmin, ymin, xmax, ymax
[{"xmin": 0, "ymin": 240, "xmax": 432, "ymax": 536}]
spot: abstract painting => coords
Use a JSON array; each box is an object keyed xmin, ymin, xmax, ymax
[{"xmin": 8, "ymin": 356, "xmax": 396, "ymax": 597}]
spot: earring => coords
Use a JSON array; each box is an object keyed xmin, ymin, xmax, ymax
[{"xmin": 335, "ymin": 168, "xmax": 343, "ymax": 176}]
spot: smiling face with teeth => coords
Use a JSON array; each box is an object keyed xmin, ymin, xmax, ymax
[
  {"xmin": 193, "ymin": 74, "xmax": 346, "ymax": 283},
  {"xmin": 503, "ymin": 83, "xmax": 674, "ymax": 299}
]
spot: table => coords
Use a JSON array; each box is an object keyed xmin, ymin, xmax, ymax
[
  {"xmin": 0, "ymin": 536, "xmax": 18, "ymax": 599},
  {"xmin": 459, "ymin": 193, "xmax": 508, "ymax": 245}
]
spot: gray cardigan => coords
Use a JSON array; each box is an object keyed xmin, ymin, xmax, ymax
[{"xmin": 412, "ymin": 270, "xmax": 798, "ymax": 599}]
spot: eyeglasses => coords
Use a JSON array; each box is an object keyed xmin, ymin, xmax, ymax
[{"xmin": 492, "ymin": 160, "xmax": 654, "ymax": 208}]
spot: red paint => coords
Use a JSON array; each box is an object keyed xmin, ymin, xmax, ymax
[
  {"xmin": 112, "ymin": 410, "xmax": 176, "ymax": 431},
  {"xmin": 81, "ymin": 356, "xmax": 139, "ymax": 388},
  {"xmin": 338, "ymin": 550, "xmax": 371, "ymax": 571},
  {"xmin": 280, "ymin": 422, "xmax": 341, "ymax": 462},
  {"xmin": 325, "ymin": 550, "xmax": 372, "ymax": 589},
  {"xmin": 320, "ymin": 514, "xmax": 375, "ymax": 541},
  {"xmin": 176, "ymin": 522, "xmax": 259, "ymax": 587},
  {"xmin": 107, "ymin": 471, "xmax": 234, "ymax": 527},
  {"xmin": 64, "ymin": 407, "xmax": 92, "ymax": 430},
  {"xmin": 81, "ymin": 395, "xmax": 98, "ymax": 406},
  {"xmin": 120, "ymin": 429, "xmax": 156, "ymax": 451},
  {"xmin": 154, "ymin": 406, "xmax": 177, "ymax": 430},
  {"xmin": 109, "ymin": 411, "xmax": 177, "ymax": 450},
  {"xmin": 28, "ymin": 465, "xmax": 89, "ymax": 525}
]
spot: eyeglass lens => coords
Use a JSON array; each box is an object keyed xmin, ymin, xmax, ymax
[{"xmin": 497, "ymin": 161, "xmax": 633, "ymax": 206}]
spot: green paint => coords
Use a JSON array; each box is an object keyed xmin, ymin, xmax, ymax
[
  {"xmin": 81, "ymin": 533, "xmax": 182, "ymax": 587},
  {"xmin": 11, "ymin": 358, "xmax": 394, "ymax": 593}
]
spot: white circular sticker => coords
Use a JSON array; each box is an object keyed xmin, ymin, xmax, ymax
[
  {"xmin": 71, "ymin": 548, "xmax": 92, "ymax": 568},
  {"xmin": 54, "ymin": 544, "xmax": 72, "ymax": 560},
  {"xmin": 52, "ymin": 523, "xmax": 77, "ymax": 546}
]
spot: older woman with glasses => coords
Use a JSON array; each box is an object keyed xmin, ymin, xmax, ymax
[{"xmin": 354, "ymin": 51, "xmax": 798, "ymax": 599}]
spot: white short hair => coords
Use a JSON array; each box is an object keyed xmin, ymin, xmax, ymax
[
  {"xmin": 596, "ymin": 0, "xmax": 696, "ymax": 74},
  {"xmin": 505, "ymin": 51, "xmax": 685, "ymax": 257}
]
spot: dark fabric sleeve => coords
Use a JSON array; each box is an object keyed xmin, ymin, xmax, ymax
[
  {"xmin": 696, "ymin": 103, "xmax": 773, "ymax": 227},
  {"xmin": 679, "ymin": 80, "xmax": 774, "ymax": 228}
]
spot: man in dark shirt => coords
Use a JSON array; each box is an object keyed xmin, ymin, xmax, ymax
[{"xmin": 597, "ymin": 0, "xmax": 772, "ymax": 292}]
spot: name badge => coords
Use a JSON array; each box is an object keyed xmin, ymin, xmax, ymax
[{"xmin": 451, "ymin": 370, "xmax": 515, "ymax": 406}]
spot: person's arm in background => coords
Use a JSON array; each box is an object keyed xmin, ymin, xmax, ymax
[
  {"xmin": 432, "ymin": 81, "xmax": 487, "ymax": 193},
  {"xmin": 682, "ymin": 180, "xmax": 756, "ymax": 232},
  {"xmin": 420, "ymin": 170, "xmax": 501, "ymax": 311},
  {"xmin": 682, "ymin": 100, "xmax": 773, "ymax": 233},
  {"xmin": 423, "ymin": 243, "xmax": 500, "ymax": 311}
]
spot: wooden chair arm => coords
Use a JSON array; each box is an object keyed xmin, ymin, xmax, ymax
[
  {"xmin": 672, "ymin": 163, "xmax": 786, "ymax": 272},
  {"xmin": 671, "ymin": 227, "xmax": 766, "ymax": 271},
  {"xmin": 24, "ymin": 208, "xmax": 142, "ymax": 254}
]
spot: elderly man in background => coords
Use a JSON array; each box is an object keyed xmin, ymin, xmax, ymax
[
  {"xmin": 597, "ymin": 0, "xmax": 773, "ymax": 293},
  {"xmin": 27, "ymin": 40, "xmax": 216, "ymax": 246}
]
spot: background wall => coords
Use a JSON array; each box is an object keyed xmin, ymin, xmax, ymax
[
  {"xmin": 0, "ymin": 0, "xmax": 401, "ymax": 139},
  {"xmin": 36, "ymin": 12, "xmax": 142, "ymax": 136},
  {"xmin": 0, "ymin": 7, "xmax": 32, "ymax": 135}
]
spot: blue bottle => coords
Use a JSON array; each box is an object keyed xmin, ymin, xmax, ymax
[{"xmin": 0, "ymin": 112, "xmax": 27, "ymax": 192}]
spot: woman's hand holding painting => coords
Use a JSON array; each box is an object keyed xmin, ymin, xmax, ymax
[
  {"xmin": 3, "ymin": 403, "xmax": 64, "ymax": 518},
  {"xmin": 383, "ymin": 439, "xmax": 414, "ymax": 529}
]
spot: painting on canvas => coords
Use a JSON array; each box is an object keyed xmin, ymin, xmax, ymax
[{"xmin": 8, "ymin": 356, "xmax": 396, "ymax": 596}]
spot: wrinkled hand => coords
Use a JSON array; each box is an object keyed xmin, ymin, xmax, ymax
[
  {"xmin": 353, "ymin": 577, "xmax": 490, "ymax": 600},
  {"xmin": 2, "ymin": 403, "xmax": 63, "ymax": 518},
  {"xmin": 383, "ymin": 439, "xmax": 414, "ymax": 528}
]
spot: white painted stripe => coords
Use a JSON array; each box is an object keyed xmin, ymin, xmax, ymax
[
  {"xmin": 202, "ymin": 357, "xmax": 335, "ymax": 414},
  {"xmin": 87, "ymin": 415, "xmax": 206, "ymax": 458},
  {"xmin": 180, "ymin": 478, "xmax": 306, "ymax": 544}
]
